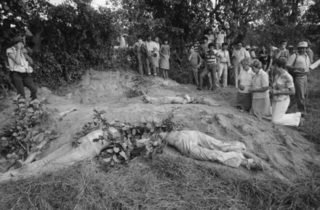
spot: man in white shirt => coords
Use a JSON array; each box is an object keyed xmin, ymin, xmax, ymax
[
  {"xmin": 6, "ymin": 36, "xmax": 37, "ymax": 100},
  {"xmin": 215, "ymin": 26, "xmax": 226, "ymax": 50},
  {"xmin": 145, "ymin": 35, "xmax": 157, "ymax": 76},
  {"xmin": 286, "ymin": 41, "xmax": 311, "ymax": 112},
  {"xmin": 232, "ymin": 42, "xmax": 249, "ymax": 88},
  {"xmin": 218, "ymin": 43, "xmax": 231, "ymax": 87}
]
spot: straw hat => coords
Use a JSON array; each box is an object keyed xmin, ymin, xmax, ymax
[{"xmin": 297, "ymin": 41, "xmax": 308, "ymax": 48}]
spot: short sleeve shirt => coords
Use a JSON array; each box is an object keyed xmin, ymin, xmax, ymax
[
  {"xmin": 218, "ymin": 50, "xmax": 230, "ymax": 63},
  {"xmin": 6, "ymin": 47, "xmax": 29, "ymax": 73},
  {"xmin": 286, "ymin": 53, "xmax": 310, "ymax": 73},
  {"xmin": 232, "ymin": 48, "xmax": 247, "ymax": 62},
  {"xmin": 251, "ymin": 69, "xmax": 269, "ymax": 99},
  {"xmin": 238, "ymin": 68, "xmax": 254, "ymax": 93},
  {"xmin": 272, "ymin": 71, "xmax": 294, "ymax": 101},
  {"xmin": 216, "ymin": 31, "xmax": 226, "ymax": 44}
]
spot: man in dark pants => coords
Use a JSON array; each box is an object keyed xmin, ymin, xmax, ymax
[
  {"xmin": 6, "ymin": 36, "xmax": 37, "ymax": 100},
  {"xmin": 286, "ymin": 41, "xmax": 310, "ymax": 113}
]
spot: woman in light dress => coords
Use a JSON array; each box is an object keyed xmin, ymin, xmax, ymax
[
  {"xmin": 159, "ymin": 39, "xmax": 170, "ymax": 80},
  {"xmin": 249, "ymin": 59, "xmax": 271, "ymax": 119},
  {"xmin": 271, "ymin": 58, "xmax": 301, "ymax": 126}
]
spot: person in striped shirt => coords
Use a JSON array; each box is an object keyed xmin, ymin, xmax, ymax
[{"xmin": 200, "ymin": 43, "xmax": 220, "ymax": 90}]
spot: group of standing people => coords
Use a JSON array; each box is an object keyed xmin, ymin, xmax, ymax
[
  {"xmin": 133, "ymin": 35, "xmax": 171, "ymax": 80},
  {"xmin": 132, "ymin": 27, "xmax": 317, "ymax": 127}
]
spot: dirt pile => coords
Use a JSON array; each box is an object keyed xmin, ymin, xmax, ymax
[{"xmin": 0, "ymin": 69, "xmax": 319, "ymax": 182}]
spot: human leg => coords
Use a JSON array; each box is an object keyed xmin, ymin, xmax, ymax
[
  {"xmin": 11, "ymin": 72, "xmax": 26, "ymax": 98},
  {"xmin": 192, "ymin": 67, "xmax": 199, "ymax": 86},
  {"xmin": 272, "ymin": 98, "xmax": 301, "ymax": 126},
  {"xmin": 234, "ymin": 62, "xmax": 240, "ymax": 88},
  {"xmin": 196, "ymin": 131, "xmax": 246, "ymax": 152},
  {"xmin": 223, "ymin": 64, "xmax": 228, "ymax": 87},
  {"xmin": 146, "ymin": 55, "xmax": 151, "ymax": 75},
  {"xmin": 137, "ymin": 54, "xmax": 143, "ymax": 75},
  {"xmin": 209, "ymin": 64, "xmax": 219, "ymax": 89},
  {"xmin": 294, "ymin": 76, "xmax": 307, "ymax": 112},
  {"xmin": 22, "ymin": 74, "xmax": 37, "ymax": 100},
  {"xmin": 200, "ymin": 67, "xmax": 209, "ymax": 90}
]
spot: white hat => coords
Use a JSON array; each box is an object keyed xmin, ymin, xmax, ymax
[{"xmin": 297, "ymin": 41, "xmax": 308, "ymax": 48}]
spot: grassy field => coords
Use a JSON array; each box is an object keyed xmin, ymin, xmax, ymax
[
  {"xmin": 301, "ymin": 67, "xmax": 320, "ymax": 150},
  {"xmin": 0, "ymin": 154, "xmax": 319, "ymax": 210},
  {"xmin": 0, "ymin": 68, "xmax": 319, "ymax": 210}
]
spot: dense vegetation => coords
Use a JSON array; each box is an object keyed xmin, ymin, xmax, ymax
[{"xmin": 0, "ymin": 0, "xmax": 319, "ymax": 90}]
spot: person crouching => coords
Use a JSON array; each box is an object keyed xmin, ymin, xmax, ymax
[
  {"xmin": 249, "ymin": 59, "xmax": 271, "ymax": 119},
  {"xmin": 271, "ymin": 58, "xmax": 302, "ymax": 126}
]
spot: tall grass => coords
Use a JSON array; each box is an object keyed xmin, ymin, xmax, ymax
[{"xmin": 0, "ymin": 155, "xmax": 319, "ymax": 210}]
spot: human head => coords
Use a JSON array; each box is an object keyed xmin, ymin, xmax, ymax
[
  {"xmin": 208, "ymin": 43, "xmax": 215, "ymax": 50},
  {"xmin": 245, "ymin": 45, "xmax": 251, "ymax": 51},
  {"xmin": 137, "ymin": 35, "xmax": 143, "ymax": 42},
  {"xmin": 297, "ymin": 41, "xmax": 308, "ymax": 55},
  {"xmin": 147, "ymin": 35, "xmax": 152, "ymax": 41},
  {"xmin": 236, "ymin": 42, "xmax": 242, "ymax": 50},
  {"xmin": 189, "ymin": 45, "xmax": 195, "ymax": 53},
  {"xmin": 155, "ymin": 36, "xmax": 160, "ymax": 43},
  {"xmin": 11, "ymin": 36, "xmax": 24, "ymax": 48},
  {"xmin": 280, "ymin": 40, "xmax": 287, "ymax": 49},
  {"xmin": 164, "ymin": 39, "xmax": 168, "ymax": 44},
  {"xmin": 222, "ymin": 43, "xmax": 228, "ymax": 50},
  {"xmin": 250, "ymin": 59, "xmax": 262, "ymax": 73},
  {"xmin": 288, "ymin": 45, "xmax": 294, "ymax": 54},
  {"xmin": 202, "ymin": 37, "xmax": 208, "ymax": 44},
  {"xmin": 273, "ymin": 58, "xmax": 287, "ymax": 74},
  {"xmin": 241, "ymin": 58, "xmax": 251, "ymax": 71}
]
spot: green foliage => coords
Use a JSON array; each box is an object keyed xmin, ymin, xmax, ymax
[
  {"xmin": 0, "ymin": 98, "xmax": 55, "ymax": 170},
  {"xmin": 73, "ymin": 109, "xmax": 175, "ymax": 167}
]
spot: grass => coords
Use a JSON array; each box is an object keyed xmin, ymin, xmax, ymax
[
  {"xmin": 0, "ymin": 154, "xmax": 319, "ymax": 210},
  {"xmin": 302, "ymin": 68, "xmax": 320, "ymax": 148}
]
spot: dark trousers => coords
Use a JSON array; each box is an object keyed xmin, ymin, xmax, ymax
[{"xmin": 11, "ymin": 72, "xmax": 37, "ymax": 100}]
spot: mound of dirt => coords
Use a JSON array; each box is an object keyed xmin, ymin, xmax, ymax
[{"xmin": 0, "ymin": 69, "xmax": 319, "ymax": 182}]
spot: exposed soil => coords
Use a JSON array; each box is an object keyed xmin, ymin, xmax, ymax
[{"xmin": 0, "ymin": 69, "xmax": 319, "ymax": 182}]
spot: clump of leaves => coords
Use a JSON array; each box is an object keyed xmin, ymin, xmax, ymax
[
  {"xmin": 0, "ymin": 97, "xmax": 57, "ymax": 171},
  {"xmin": 73, "ymin": 109, "xmax": 175, "ymax": 167}
]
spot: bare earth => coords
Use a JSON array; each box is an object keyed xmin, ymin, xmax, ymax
[{"xmin": 1, "ymin": 69, "xmax": 319, "ymax": 183}]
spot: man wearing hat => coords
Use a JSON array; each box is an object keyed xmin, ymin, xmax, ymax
[
  {"xmin": 286, "ymin": 41, "xmax": 310, "ymax": 112},
  {"xmin": 6, "ymin": 36, "xmax": 37, "ymax": 100}
]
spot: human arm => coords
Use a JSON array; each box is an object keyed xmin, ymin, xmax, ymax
[
  {"xmin": 266, "ymin": 57, "xmax": 273, "ymax": 72},
  {"xmin": 23, "ymin": 49, "xmax": 33, "ymax": 65},
  {"xmin": 271, "ymin": 74, "xmax": 295, "ymax": 95},
  {"xmin": 250, "ymin": 72, "xmax": 269, "ymax": 93},
  {"xmin": 7, "ymin": 45, "xmax": 23, "ymax": 65},
  {"xmin": 271, "ymin": 87, "xmax": 295, "ymax": 96},
  {"xmin": 197, "ymin": 54, "xmax": 203, "ymax": 68},
  {"xmin": 275, "ymin": 50, "xmax": 282, "ymax": 59}
]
